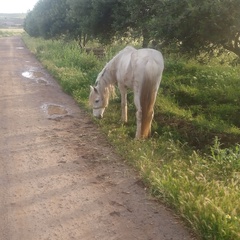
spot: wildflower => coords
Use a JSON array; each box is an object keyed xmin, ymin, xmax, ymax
[{"xmin": 226, "ymin": 214, "xmax": 231, "ymax": 220}]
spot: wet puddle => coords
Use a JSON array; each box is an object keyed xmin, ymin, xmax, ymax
[
  {"xmin": 41, "ymin": 103, "xmax": 69, "ymax": 119},
  {"xmin": 22, "ymin": 70, "xmax": 48, "ymax": 84}
]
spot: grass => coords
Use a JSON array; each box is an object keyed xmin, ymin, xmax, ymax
[
  {"xmin": 0, "ymin": 28, "xmax": 24, "ymax": 37},
  {"xmin": 22, "ymin": 34, "xmax": 240, "ymax": 240},
  {"xmin": 157, "ymin": 60, "xmax": 240, "ymax": 151}
]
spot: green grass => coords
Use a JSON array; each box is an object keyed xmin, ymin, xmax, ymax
[
  {"xmin": 0, "ymin": 29, "xmax": 24, "ymax": 37},
  {"xmin": 22, "ymin": 34, "xmax": 240, "ymax": 240}
]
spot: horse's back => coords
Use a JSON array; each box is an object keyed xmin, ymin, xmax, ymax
[
  {"xmin": 132, "ymin": 48, "xmax": 164, "ymax": 87},
  {"xmin": 135, "ymin": 48, "xmax": 164, "ymax": 72},
  {"xmin": 121, "ymin": 46, "xmax": 163, "ymax": 68},
  {"xmin": 114, "ymin": 47, "xmax": 136, "ymax": 88},
  {"xmin": 115, "ymin": 46, "xmax": 164, "ymax": 89}
]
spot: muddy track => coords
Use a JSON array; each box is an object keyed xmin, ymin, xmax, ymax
[{"xmin": 0, "ymin": 36, "xmax": 196, "ymax": 240}]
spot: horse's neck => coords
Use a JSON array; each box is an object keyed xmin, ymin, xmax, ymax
[
  {"xmin": 101, "ymin": 60, "xmax": 117, "ymax": 87},
  {"xmin": 99, "ymin": 49, "xmax": 126, "ymax": 88}
]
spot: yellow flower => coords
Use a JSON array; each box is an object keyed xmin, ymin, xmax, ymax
[{"xmin": 226, "ymin": 214, "xmax": 231, "ymax": 220}]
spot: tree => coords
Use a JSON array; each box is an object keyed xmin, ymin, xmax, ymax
[
  {"xmin": 24, "ymin": 0, "xmax": 70, "ymax": 39},
  {"xmin": 156, "ymin": 0, "xmax": 240, "ymax": 57},
  {"xmin": 91, "ymin": 0, "xmax": 120, "ymax": 44},
  {"xmin": 113, "ymin": 0, "xmax": 160, "ymax": 47},
  {"xmin": 24, "ymin": 11, "xmax": 40, "ymax": 37},
  {"xmin": 67, "ymin": 0, "xmax": 121, "ymax": 46},
  {"xmin": 66, "ymin": 0, "xmax": 93, "ymax": 46},
  {"xmin": 25, "ymin": 0, "xmax": 240, "ymax": 58}
]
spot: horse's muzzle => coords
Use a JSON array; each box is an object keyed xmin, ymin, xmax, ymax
[
  {"xmin": 96, "ymin": 115, "xmax": 103, "ymax": 119},
  {"xmin": 93, "ymin": 108, "xmax": 105, "ymax": 119}
]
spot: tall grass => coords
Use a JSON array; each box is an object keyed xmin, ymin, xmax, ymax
[
  {"xmin": 0, "ymin": 29, "xmax": 24, "ymax": 37},
  {"xmin": 22, "ymin": 34, "xmax": 240, "ymax": 240}
]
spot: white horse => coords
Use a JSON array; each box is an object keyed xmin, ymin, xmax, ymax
[{"xmin": 89, "ymin": 46, "xmax": 164, "ymax": 139}]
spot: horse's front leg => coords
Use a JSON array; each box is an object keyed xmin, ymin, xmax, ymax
[{"xmin": 120, "ymin": 88, "xmax": 128, "ymax": 123}]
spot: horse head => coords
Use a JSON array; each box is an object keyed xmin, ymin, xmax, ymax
[{"xmin": 89, "ymin": 85, "xmax": 106, "ymax": 118}]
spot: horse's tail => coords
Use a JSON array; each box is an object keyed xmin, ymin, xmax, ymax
[{"xmin": 140, "ymin": 59, "xmax": 163, "ymax": 138}]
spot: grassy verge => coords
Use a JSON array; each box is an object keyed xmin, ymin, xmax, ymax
[
  {"xmin": 0, "ymin": 28, "xmax": 24, "ymax": 37},
  {"xmin": 22, "ymin": 34, "xmax": 240, "ymax": 240}
]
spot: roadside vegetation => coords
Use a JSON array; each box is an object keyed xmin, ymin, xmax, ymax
[
  {"xmin": 22, "ymin": 34, "xmax": 240, "ymax": 240},
  {"xmin": 0, "ymin": 29, "xmax": 24, "ymax": 37}
]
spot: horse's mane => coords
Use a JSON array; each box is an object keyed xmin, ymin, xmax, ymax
[{"xmin": 95, "ymin": 65, "xmax": 116, "ymax": 107}]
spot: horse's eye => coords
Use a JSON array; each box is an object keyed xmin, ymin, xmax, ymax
[{"xmin": 95, "ymin": 100, "xmax": 99, "ymax": 103}]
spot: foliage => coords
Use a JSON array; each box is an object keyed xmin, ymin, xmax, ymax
[
  {"xmin": 66, "ymin": 0, "xmax": 94, "ymax": 46},
  {"xmin": 22, "ymin": 35, "xmax": 240, "ymax": 239},
  {"xmin": 67, "ymin": 0, "xmax": 121, "ymax": 45},
  {"xmin": 157, "ymin": 0, "xmax": 240, "ymax": 57},
  {"xmin": 112, "ymin": 0, "xmax": 160, "ymax": 47},
  {"xmin": 24, "ymin": 0, "xmax": 70, "ymax": 39},
  {"xmin": 24, "ymin": 0, "xmax": 240, "ymax": 58},
  {"xmin": 24, "ymin": 11, "xmax": 39, "ymax": 37}
]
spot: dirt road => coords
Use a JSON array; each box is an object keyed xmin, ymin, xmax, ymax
[{"xmin": 0, "ymin": 36, "xmax": 195, "ymax": 240}]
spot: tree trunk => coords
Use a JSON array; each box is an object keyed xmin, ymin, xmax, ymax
[
  {"xmin": 222, "ymin": 33, "xmax": 240, "ymax": 58},
  {"xmin": 142, "ymin": 28, "xmax": 150, "ymax": 48}
]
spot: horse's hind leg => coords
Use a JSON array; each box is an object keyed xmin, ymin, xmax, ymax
[
  {"xmin": 134, "ymin": 94, "xmax": 142, "ymax": 139},
  {"xmin": 141, "ymin": 109, "xmax": 154, "ymax": 138},
  {"xmin": 119, "ymin": 85, "xmax": 128, "ymax": 122},
  {"xmin": 135, "ymin": 109, "xmax": 142, "ymax": 139},
  {"xmin": 140, "ymin": 89, "xmax": 157, "ymax": 138},
  {"xmin": 136, "ymin": 109, "xmax": 153, "ymax": 139}
]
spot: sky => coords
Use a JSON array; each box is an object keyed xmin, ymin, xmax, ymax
[{"xmin": 0, "ymin": 0, "xmax": 39, "ymax": 13}]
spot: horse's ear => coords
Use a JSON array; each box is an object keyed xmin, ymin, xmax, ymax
[
  {"xmin": 94, "ymin": 87, "xmax": 98, "ymax": 93},
  {"xmin": 90, "ymin": 85, "xmax": 98, "ymax": 93}
]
